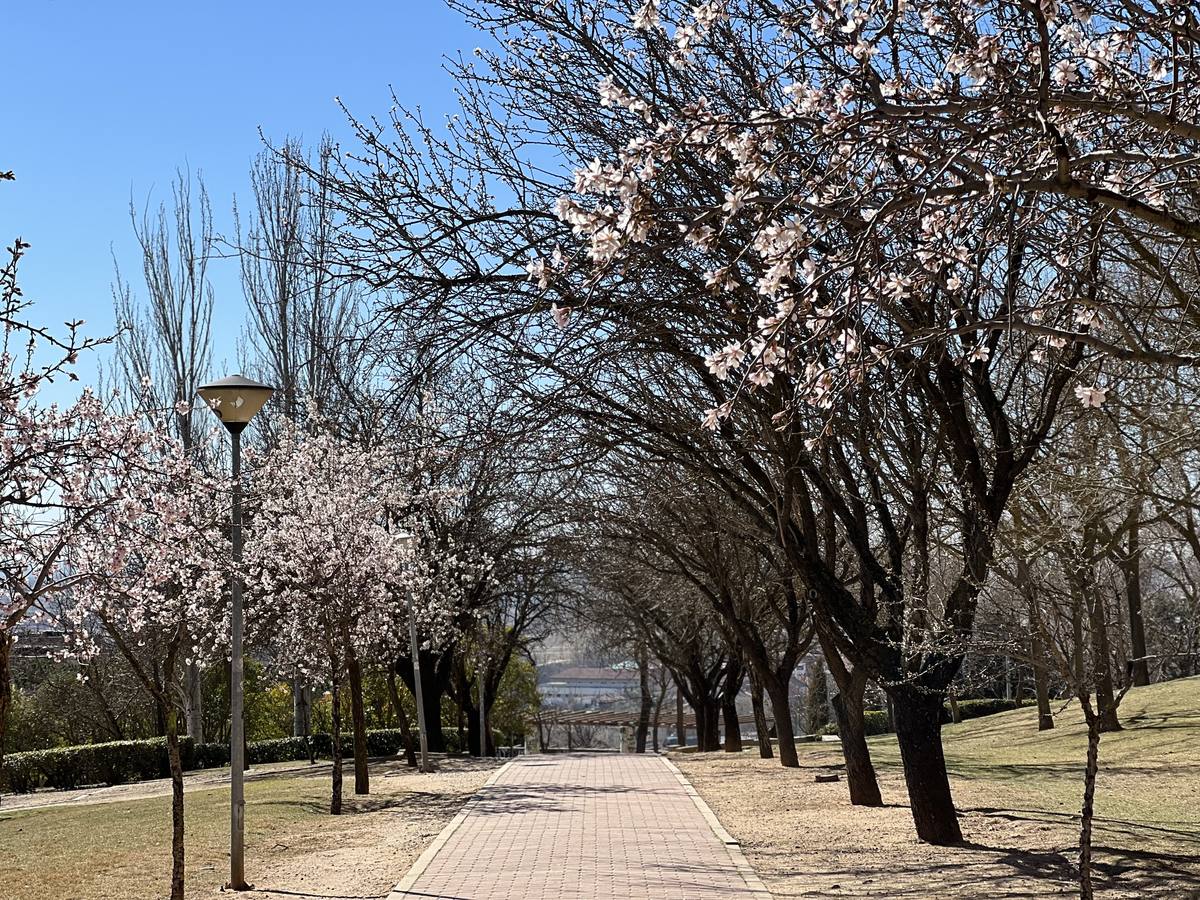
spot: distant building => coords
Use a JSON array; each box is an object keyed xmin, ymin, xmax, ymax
[
  {"xmin": 11, "ymin": 617, "xmax": 66, "ymax": 659},
  {"xmin": 539, "ymin": 666, "xmax": 639, "ymax": 708}
]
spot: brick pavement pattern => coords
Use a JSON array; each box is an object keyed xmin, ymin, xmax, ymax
[{"xmin": 391, "ymin": 753, "xmax": 766, "ymax": 899}]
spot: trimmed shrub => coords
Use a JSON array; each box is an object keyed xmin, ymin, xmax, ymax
[
  {"xmin": 1, "ymin": 725, "xmax": 473, "ymax": 795},
  {"xmin": 820, "ymin": 698, "xmax": 1022, "ymax": 738},
  {"xmin": 364, "ymin": 728, "xmax": 406, "ymax": 757},
  {"xmin": 862, "ymin": 709, "xmax": 892, "ymax": 735},
  {"xmin": 945, "ymin": 698, "xmax": 1022, "ymax": 723},
  {"xmin": 247, "ymin": 737, "xmax": 309, "ymax": 765},
  {"xmin": 193, "ymin": 742, "xmax": 231, "ymax": 769},
  {"xmin": 1, "ymin": 736, "xmax": 187, "ymax": 793}
]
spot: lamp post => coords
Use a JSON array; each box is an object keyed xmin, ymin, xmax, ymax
[
  {"xmin": 197, "ymin": 374, "xmax": 274, "ymax": 891},
  {"xmin": 394, "ymin": 531, "xmax": 431, "ymax": 773},
  {"xmin": 478, "ymin": 640, "xmax": 488, "ymax": 759}
]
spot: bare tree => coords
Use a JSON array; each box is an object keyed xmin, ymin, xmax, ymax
[
  {"xmin": 236, "ymin": 137, "xmax": 368, "ymax": 740},
  {"xmin": 112, "ymin": 168, "xmax": 214, "ymax": 741}
]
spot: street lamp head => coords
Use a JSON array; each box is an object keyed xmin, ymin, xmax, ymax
[{"xmin": 197, "ymin": 374, "xmax": 275, "ymax": 433}]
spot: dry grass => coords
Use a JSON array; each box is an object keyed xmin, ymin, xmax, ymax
[
  {"xmin": 673, "ymin": 676, "xmax": 1200, "ymax": 898},
  {"xmin": 0, "ymin": 756, "xmax": 500, "ymax": 900}
]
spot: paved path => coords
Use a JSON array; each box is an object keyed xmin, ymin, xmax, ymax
[{"xmin": 391, "ymin": 753, "xmax": 770, "ymax": 900}]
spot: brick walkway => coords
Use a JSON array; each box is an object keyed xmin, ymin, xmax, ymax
[{"xmin": 390, "ymin": 753, "xmax": 770, "ymax": 899}]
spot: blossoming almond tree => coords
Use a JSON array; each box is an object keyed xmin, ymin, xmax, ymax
[
  {"xmin": 529, "ymin": 0, "xmax": 1200, "ymax": 844},
  {"xmin": 48, "ymin": 431, "xmax": 228, "ymax": 900},
  {"xmin": 303, "ymin": 0, "xmax": 1199, "ymax": 848},
  {"xmin": 244, "ymin": 429, "xmax": 472, "ymax": 811},
  {"xmin": 2, "ymin": 229, "xmax": 130, "ymax": 781}
]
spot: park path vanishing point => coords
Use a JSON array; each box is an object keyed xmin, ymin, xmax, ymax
[{"xmin": 389, "ymin": 752, "xmax": 771, "ymax": 900}]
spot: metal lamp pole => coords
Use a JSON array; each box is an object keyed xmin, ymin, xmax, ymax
[
  {"xmin": 198, "ymin": 374, "xmax": 274, "ymax": 892},
  {"xmin": 408, "ymin": 606, "xmax": 431, "ymax": 772},
  {"xmin": 229, "ymin": 424, "xmax": 247, "ymax": 887}
]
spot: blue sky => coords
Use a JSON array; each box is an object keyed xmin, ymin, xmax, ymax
[{"xmin": 3, "ymin": 1, "xmax": 478, "ymax": 390}]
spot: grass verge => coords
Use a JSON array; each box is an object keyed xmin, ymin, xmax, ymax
[
  {"xmin": 673, "ymin": 676, "xmax": 1200, "ymax": 898},
  {"xmin": 0, "ymin": 756, "xmax": 498, "ymax": 900}
]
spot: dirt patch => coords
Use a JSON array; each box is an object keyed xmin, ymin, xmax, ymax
[
  {"xmin": 0, "ymin": 755, "xmax": 500, "ymax": 900},
  {"xmin": 672, "ymin": 748, "xmax": 1200, "ymax": 898},
  {"xmin": 225, "ymin": 758, "xmax": 499, "ymax": 900}
]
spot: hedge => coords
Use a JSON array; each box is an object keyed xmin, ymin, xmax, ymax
[
  {"xmin": 820, "ymin": 698, "xmax": 1022, "ymax": 737},
  {"xmin": 1, "ymin": 727, "xmax": 468, "ymax": 794},
  {"xmin": 949, "ymin": 697, "xmax": 1023, "ymax": 722}
]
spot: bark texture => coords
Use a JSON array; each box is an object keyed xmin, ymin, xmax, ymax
[
  {"xmin": 330, "ymin": 674, "xmax": 344, "ymax": 815},
  {"xmin": 889, "ymin": 687, "xmax": 962, "ymax": 845},
  {"xmin": 166, "ymin": 706, "xmax": 186, "ymax": 900},
  {"xmin": 749, "ymin": 672, "xmax": 773, "ymax": 759},
  {"xmin": 346, "ymin": 648, "xmax": 370, "ymax": 794},
  {"xmin": 831, "ymin": 675, "xmax": 883, "ymax": 808}
]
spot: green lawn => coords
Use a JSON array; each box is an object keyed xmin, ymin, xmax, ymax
[
  {"xmin": 1, "ymin": 766, "xmax": 336, "ymax": 899},
  {"xmin": 0, "ymin": 758, "xmax": 490, "ymax": 900},
  {"xmin": 771, "ymin": 676, "xmax": 1200, "ymax": 848},
  {"xmin": 889, "ymin": 676, "xmax": 1200, "ymax": 842},
  {"xmin": 674, "ymin": 676, "xmax": 1200, "ymax": 897},
  {"xmin": 3, "ymin": 680, "xmax": 1196, "ymax": 899}
]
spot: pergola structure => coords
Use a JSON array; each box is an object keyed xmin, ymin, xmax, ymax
[
  {"xmin": 535, "ymin": 707, "xmax": 777, "ymax": 752},
  {"xmin": 546, "ymin": 709, "xmax": 772, "ymax": 729}
]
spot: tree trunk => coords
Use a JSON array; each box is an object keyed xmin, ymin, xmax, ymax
[
  {"xmin": 720, "ymin": 663, "xmax": 744, "ymax": 752},
  {"xmin": 948, "ymin": 689, "xmax": 962, "ymax": 724},
  {"xmin": 185, "ymin": 661, "xmax": 204, "ymax": 742},
  {"xmin": 651, "ymin": 677, "xmax": 667, "ymax": 753},
  {"xmin": 408, "ymin": 652, "xmax": 446, "ymax": 753},
  {"xmin": 675, "ymin": 685, "xmax": 686, "ymax": 747},
  {"xmin": 693, "ymin": 700, "xmax": 709, "ymax": 751},
  {"xmin": 722, "ymin": 699, "xmax": 742, "ymax": 752},
  {"xmin": 703, "ymin": 699, "xmax": 722, "ymax": 751},
  {"xmin": 152, "ymin": 662, "xmax": 168, "ymax": 737},
  {"xmin": 165, "ymin": 705, "xmax": 186, "ymax": 900},
  {"xmin": 1124, "ymin": 512, "xmax": 1150, "ymax": 687},
  {"xmin": 832, "ymin": 674, "xmax": 883, "ymax": 807},
  {"xmin": 805, "ymin": 660, "xmax": 829, "ymax": 734},
  {"xmin": 346, "ymin": 647, "xmax": 370, "ymax": 795},
  {"xmin": 817, "ymin": 629, "xmax": 882, "ymax": 800},
  {"xmin": 636, "ymin": 649, "xmax": 652, "ymax": 753},
  {"xmin": 386, "ymin": 670, "xmax": 419, "ymax": 767},
  {"xmin": 749, "ymin": 672, "xmax": 773, "ymax": 759},
  {"xmin": 1078, "ymin": 713, "xmax": 1102, "ymax": 900},
  {"xmin": 464, "ymin": 689, "xmax": 485, "ymax": 758},
  {"xmin": 1087, "ymin": 590, "xmax": 1122, "ymax": 733},
  {"xmin": 764, "ymin": 681, "xmax": 799, "ymax": 768},
  {"xmin": 481, "ymin": 690, "xmax": 493, "ymax": 757},
  {"xmin": 889, "ymin": 687, "xmax": 962, "ymax": 845},
  {"xmin": 693, "ymin": 699, "xmax": 722, "ymax": 751},
  {"xmin": 330, "ymin": 672, "xmax": 343, "ymax": 815},
  {"xmin": 1031, "ymin": 627, "xmax": 1056, "ymax": 731},
  {"xmin": 292, "ymin": 677, "xmax": 312, "ymax": 739}
]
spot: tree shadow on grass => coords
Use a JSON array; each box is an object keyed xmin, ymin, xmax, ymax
[
  {"xmin": 956, "ymin": 807, "xmax": 1200, "ymax": 898},
  {"xmin": 948, "ymin": 756, "xmax": 1200, "ymax": 782},
  {"xmin": 963, "ymin": 805, "xmax": 1200, "ymax": 845},
  {"xmin": 256, "ymin": 789, "xmax": 472, "ymax": 818},
  {"xmin": 760, "ymin": 838, "xmax": 1199, "ymax": 899},
  {"xmin": 966, "ymin": 839, "xmax": 1200, "ymax": 898},
  {"xmin": 754, "ymin": 800, "xmax": 1200, "ymax": 899},
  {"xmin": 1123, "ymin": 711, "xmax": 1200, "ymax": 729}
]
